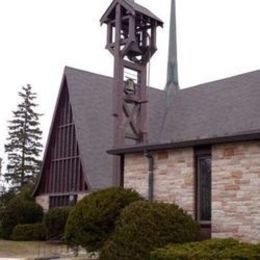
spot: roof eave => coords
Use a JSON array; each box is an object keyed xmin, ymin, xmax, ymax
[
  {"xmin": 100, "ymin": 0, "xmax": 135, "ymax": 25},
  {"xmin": 100, "ymin": 0, "xmax": 163, "ymax": 26},
  {"xmin": 107, "ymin": 131, "xmax": 260, "ymax": 155}
]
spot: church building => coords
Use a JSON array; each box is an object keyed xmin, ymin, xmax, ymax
[{"xmin": 34, "ymin": 0, "xmax": 260, "ymax": 243}]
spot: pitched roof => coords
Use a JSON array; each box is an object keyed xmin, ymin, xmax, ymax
[
  {"xmin": 100, "ymin": 0, "xmax": 163, "ymax": 25},
  {"xmin": 160, "ymin": 70, "xmax": 260, "ymax": 144},
  {"xmin": 64, "ymin": 67, "xmax": 165, "ymax": 189},
  {"xmin": 109, "ymin": 70, "xmax": 260, "ymax": 154},
  {"xmin": 124, "ymin": 0, "xmax": 163, "ymax": 25},
  {"xmin": 37, "ymin": 66, "xmax": 260, "ymax": 188}
]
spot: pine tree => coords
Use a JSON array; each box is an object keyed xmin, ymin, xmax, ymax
[
  {"xmin": 0, "ymin": 157, "xmax": 3, "ymax": 193},
  {"xmin": 4, "ymin": 84, "xmax": 43, "ymax": 191}
]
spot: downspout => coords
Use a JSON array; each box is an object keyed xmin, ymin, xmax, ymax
[{"xmin": 145, "ymin": 151, "xmax": 154, "ymax": 201}]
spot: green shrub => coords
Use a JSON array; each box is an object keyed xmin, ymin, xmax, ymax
[
  {"xmin": 0, "ymin": 208, "xmax": 3, "ymax": 238},
  {"xmin": 44, "ymin": 207, "xmax": 72, "ymax": 240},
  {"xmin": 12, "ymin": 223, "xmax": 46, "ymax": 241},
  {"xmin": 65, "ymin": 187, "xmax": 144, "ymax": 252},
  {"xmin": 100, "ymin": 201, "xmax": 200, "ymax": 260},
  {"xmin": 0, "ymin": 222, "xmax": 3, "ymax": 239},
  {"xmin": 1, "ymin": 196, "xmax": 43, "ymax": 239},
  {"xmin": 0, "ymin": 189, "xmax": 15, "ymax": 210},
  {"xmin": 150, "ymin": 238, "xmax": 260, "ymax": 260},
  {"xmin": 18, "ymin": 184, "xmax": 35, "ymax": 201}
]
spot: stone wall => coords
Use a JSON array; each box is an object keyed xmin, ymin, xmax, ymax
[
  {"xmin": 35, "ymin": 192, "xmax": 89, "ymax": 211},
  {"xmin": 124, "ymin": 148, "xmax": 195, "ymax": 216},
  {"xmin": 124, "ymin": 153, "xmax": 148, "ymax": 199},
  {"xmin": 35, "ymin": 195, "xmax": 49, "ymax": 212},
  {"xmin": 77, "ymin": 192, "xmax": 89, "ymax": 202},
  {"xmin": 212, "ymin": 141, "xmax": 260, "ymax": 243},
  {"xmin": 124, "ymin": 141, "xmax": 260, "ymax": 243}
]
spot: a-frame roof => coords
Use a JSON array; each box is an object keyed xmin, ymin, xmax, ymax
[
  {"xmin": 34, "ymin": 67, "xmax": 165, "ymax": 194},
  {"xmin": 35, "ymin": 64, "xmax": 260, "ymax": 190},
  {"xmin": 64, "ymin": 67, "xmax": 165, "ymax": 189},
  {"xmin": 100, "ymin": 0, "xmax": 163, "ymax": 26}
]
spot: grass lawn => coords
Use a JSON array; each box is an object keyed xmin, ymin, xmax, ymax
[{"xmin": 0, "ymin": 240, "xmax": 70, "ymax": 258}]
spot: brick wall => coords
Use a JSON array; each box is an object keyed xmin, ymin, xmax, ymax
[
  {"xmin": 124, "ymin": 141, "xmax": 260, "ymax": 243},
  {"xmin": 212, "ymin": 141, "xmax": 260, "ymax": 243}
]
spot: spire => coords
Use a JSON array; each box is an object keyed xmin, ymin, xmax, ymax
[{"xmin": 165, "ymin": 0, "xmax": 179, "ymax": 94}]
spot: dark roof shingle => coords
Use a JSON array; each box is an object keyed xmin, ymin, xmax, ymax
[
  {"xmin": 160, "ymin": 70, "xmax": 260, "ymax": 144},
  {"xmin": 38, "ymin": 66, "xmax": 260, "ymax": 188},
  {"xmin": 124, "ymin": 0, "xmax": 163, "ymax": 25},
  {"xmin": 100, "ymin": 0, "xmax": 163, "ymax": 25},
  {"xmin": 65, "ymin": 66, "xmax": 165, "ymax": 189}
]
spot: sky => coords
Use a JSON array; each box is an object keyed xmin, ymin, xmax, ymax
[{"xmin": 0, "ymin": 0, "xmax": 260, "ymax": 168}]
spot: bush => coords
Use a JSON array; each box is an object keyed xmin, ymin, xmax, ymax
[
  {"xmin": 65, "ymin": 187, "xmax": 144, "ymax": 252},
  {"xmin": 0, "ymin": 208, "xmax": 4, "ymax": 238},
  {"xmin": 0, "ymin": 222, "xmax": 3, "ymax": 239},
  {"xmin": 44, "ymin": 207, "xmax": 72, "ymax": 240},
  {"xmin": 0, "ymin": 189, "xmax": 15, "ymax": 210},
  {"xmin": 18, "ymin": 184, "xmax": 35, "ymax": 201},
  {"xmin": 12, "ymin": 223, "xmax": 46, "ymax": 241},
  {"xmin": 1, "ymin": 196, "xmax": 43, "ymax": 239},
  {"xmin": 150, "ymin": 238, "xmax": 260, "ymax": 260},
  {"xmin": 100, "ymin": 201, "xmax": 200, "ymax": 260}
]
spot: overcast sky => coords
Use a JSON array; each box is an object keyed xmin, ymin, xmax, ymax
[{"xmin": 0, "ymin": 0, "xmax": 260, "ymax": 165}]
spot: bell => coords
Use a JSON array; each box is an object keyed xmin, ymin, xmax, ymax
[{"xmin": 127, "ymin": 42, "xmax": 143, "ymax": 58}]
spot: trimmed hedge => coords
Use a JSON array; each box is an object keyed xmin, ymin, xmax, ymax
[
  {"xmin": 0, "ymin": 222, "xmax": 3, "ymax": 239},
  {"xmin": 100, "ymin": 201, "xmax": 200, "ymax": 260},
  {"xmin": 12, "ymin": 223, "xmax": 46, "ymax": 241},
  {"xmin": 1, "ymin": 197, "xmax": 43, "ymax": 239},
  {"xmin": 44, "ymin": 207, "xmax": 72, "ymax": 240},
  {"xmin": 0, "ymin": 190, "xmax": 15, "ymax": 209},
  {"xmin": 150, "ymin": 238, "xmax": 260, "ymax": 260},
  {"xmin": 65, "ymin": 187, "xmax": 144, "ymax": 252}
]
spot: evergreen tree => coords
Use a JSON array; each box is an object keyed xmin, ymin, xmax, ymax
[
  {"xmin": 0, "ymin": 157, "xmax": 3, "ymax": 193},
  {"xmin": 4, "ymin": 84, "xmax": 42, "ymax": 191}
]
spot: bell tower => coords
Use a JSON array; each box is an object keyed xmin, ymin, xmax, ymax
[{"xmin": 101, "ymin": 0, "xmax": 163, "ymax": 184}]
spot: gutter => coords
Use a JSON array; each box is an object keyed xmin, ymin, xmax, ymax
[
  {"xmin": 145, "ymin": 151, "xmax": 154, "ymax": 201},
  {"xmin": 107, "ymin": 131, "xmax": 260, "ymax": 155}
]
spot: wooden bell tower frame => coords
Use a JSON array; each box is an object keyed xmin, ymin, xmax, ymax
[{"xmin": 101, "ymin": 0, "xmax": 163, "ymax": 185}]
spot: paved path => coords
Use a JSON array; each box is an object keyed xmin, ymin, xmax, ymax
[
  {"xmin": 0, "ymin": 256, "xmax": 94, "ymax": 260},
  {"xmin": 0, "ymin": 258, "xmax": 28, "ymax": 260},
  {"xmin": 0, "ymin": 258, "xmax": 91, "ymax": 260}
]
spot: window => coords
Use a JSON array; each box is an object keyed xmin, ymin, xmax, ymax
[
  {"xmin": 49, "ymin": 194, "xmax": 77, "ymax": 209},
  {"xmin": 195, "ymin": 148, "xmax": 211, "ymax": 225}
]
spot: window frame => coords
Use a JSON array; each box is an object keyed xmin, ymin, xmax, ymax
[
  {"xmin": 49, "ymin": 194, "xmax": 78, "ymax": 209},
  {"xmin": 195, "ymin": 147, "xmax": 212, "ymax": 225}
]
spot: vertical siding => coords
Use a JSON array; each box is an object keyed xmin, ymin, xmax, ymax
[{"xmin": 37, "ymin": 83, "xmax": 88, "ymax": 199}]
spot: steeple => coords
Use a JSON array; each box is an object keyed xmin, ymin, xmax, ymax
[{"xmin": 165, "ymin": 0, "xmax": 179, "ymax": 94}]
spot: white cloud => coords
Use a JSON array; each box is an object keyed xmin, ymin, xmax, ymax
[{"xmin": 0, "ymin": 0, "xmax": 259, "ymax": 161}]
